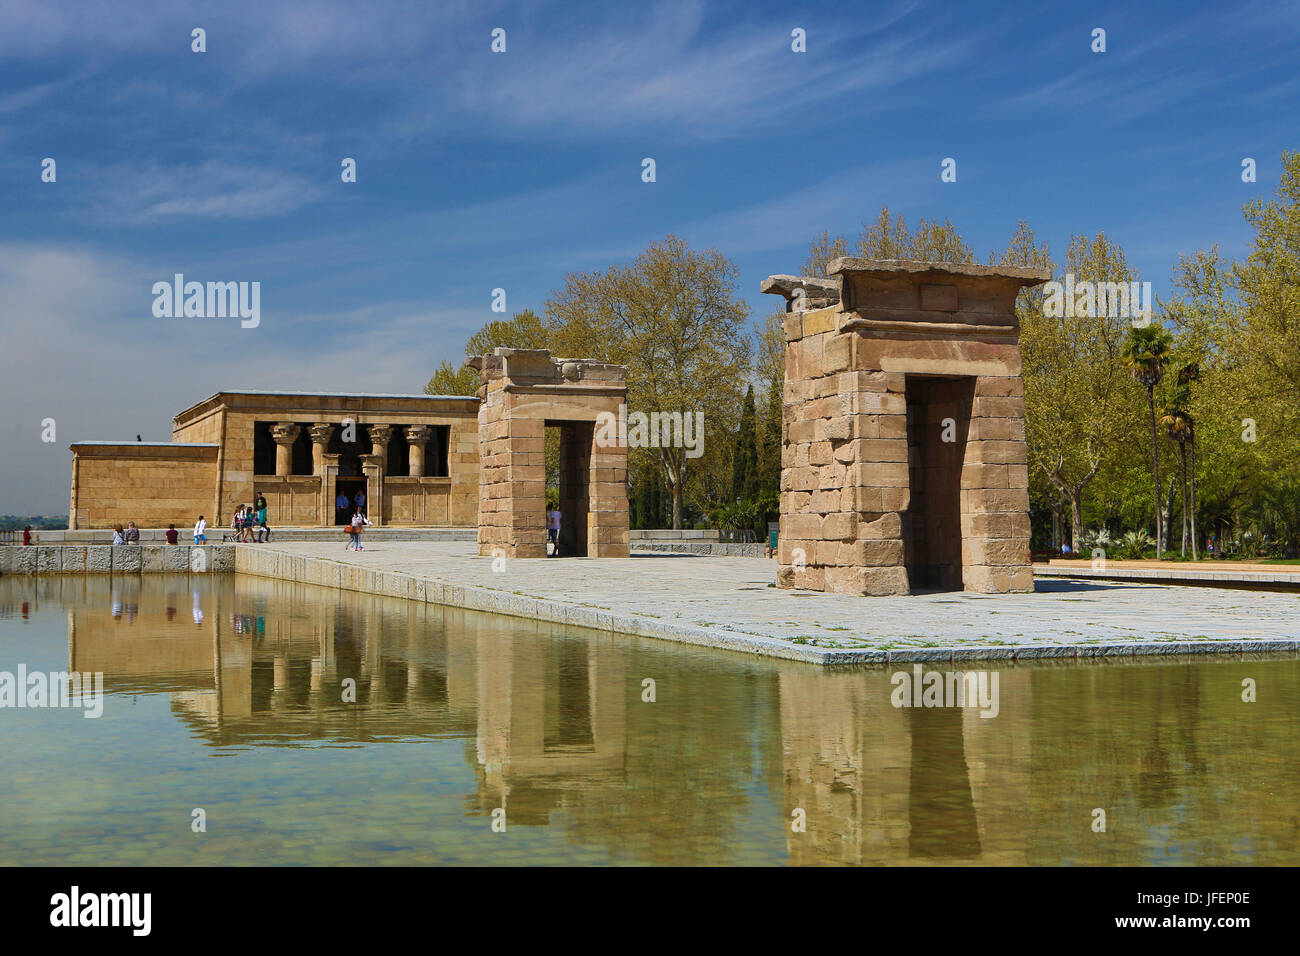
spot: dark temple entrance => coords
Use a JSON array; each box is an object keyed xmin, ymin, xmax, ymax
[
  {"xmin": 334, "ymin": 477, "xmax": 367, "ymax": 525},
  {"xmin": 546, "ymin": 420, "xmax": 593, "ymax": 557},
  {"xmin": 903, "ymin": 375, "xmax": 975, "ymax": 592}
]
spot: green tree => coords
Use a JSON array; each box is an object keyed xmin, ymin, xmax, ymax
[
  {"xmin": 465, "ymin": 309, "xmax": 548, "ymax": 356},
  {"xmin": 424, "ymin": 361, "xmax": 479, "ymax": 396},
  {"xmin": 425, "ymin": 309, "xmax": 549, "ymax": 396},
  {"xmin": 801, "ymin": 207, "xmax": 978, "ymax": 276},
  {"xmin": 1159, "ymin": 390, "xmax": 1197, "ymax": 558},
  {"xmin": 1018, "ymin": 228, "xmax": 1143, "ymax": 552},
  {"xmin": 1122, "ymin": 323, "xmax": 1175, "ymax": 557},
  {"xmin": 756, "ymin": 375, "xmax": 782, "ymax": 496},
  {"xmin": 545, "ymin": 236, "xmax": 752, "ymax": 528},
  {"xmin": 731, "ymin": 385, "xmax": 759, "ymax": 501},
  {"xmin": 800, "ymin": 230, "xmax": 850, "ymax": 277}
]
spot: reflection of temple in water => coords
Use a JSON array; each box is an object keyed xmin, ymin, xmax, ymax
[
  {"xmin": 779, "ymin": 669, "xmax": 1033, "ymax": 865},
  {"xmin": 33, "ymin": 570, "xmax": 1300, "ymax": 865},
  {"xmin": 471, "ymin": 632, "xmax": 627, "ymax": 825}
]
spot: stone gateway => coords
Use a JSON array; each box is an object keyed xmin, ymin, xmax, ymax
[{"xmin": 763, "ymin": 258, "xmax": 1051, "ymax": 596}]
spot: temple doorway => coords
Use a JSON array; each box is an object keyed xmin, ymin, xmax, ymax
[
  {"xmin": 546, "ymin": 420, "xmax": 592, "ymax": 557},
  {"xmin": 903, "ymin": 375, "xmax": 975, "ymax": 592},
  {"xmin": 334, "ymin": 477, "xmax": 368, "ymax": 525}
]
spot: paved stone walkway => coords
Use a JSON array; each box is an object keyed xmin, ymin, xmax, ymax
[
  {"xmin": 237, "ymin": 541, "xmax": 1300, "ymax": 664},
  {"xmin": 1039, "ymin": 558, "xmax": 1300, "ymax": 586}
]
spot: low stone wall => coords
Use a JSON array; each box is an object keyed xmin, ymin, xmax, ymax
[
  {"xmin": 234, "ymin": 546, "xmax": 829, "ymax": 664},
  {"xmin": 31, "ymin": 527, "xmax": 477, "ymax": 545},
  {"xmin": 0, "ymin": 544, "xmax": 233, "ymax": 575},
  {"xmin": 632, "ymin": 541, "xmax": 768, "ymax": 558}
]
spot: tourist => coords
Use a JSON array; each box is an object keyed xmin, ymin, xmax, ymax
[
  {"xmin": 22, "ymin": 525, "xmax": 33, "ymax": 546},
  {"xmin": 354, "ymin": 488, "xmax": 367, "ymax": 517},
  {"xmin": 194, "ymin": 515, "xmax": 207, "ymax": 544},
  {"xmin": 124, "ymin": 521, "xmax": 140, "ymax": 544},
  {"xmin": 1207, "ymin": 536, "xmax": 1216, "ymax": 558},
  {"xmin": 1060, "ymin": 541, "xmax": 1072, "ymax": 557},
  {"xmin": 255, "ymin": 491, "xmax": 270, "ymax": 542},
  {"xmin": 346, "ymin": 511, "xmax": 362, "ymax": 551},
  {"xmin": 165, "ymin": 524, "xmax": 179, "ymax": 545},
  {"xmin": 111, "ymin": 524, "xmax": 125, "ymax": 546},
  {"xmin": 335, "ymin": 491, "xmax": 349, "ymax": 524},
  {"xmin": 547, "ymin": 505, "xmax": 562, "ymax": 557}
]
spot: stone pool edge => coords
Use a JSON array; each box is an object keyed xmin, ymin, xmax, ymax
[{"xmin": 230, "ymin": 546, "xmax": 1300, "ymax": 667}]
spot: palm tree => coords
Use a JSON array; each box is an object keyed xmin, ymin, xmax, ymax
[
  {"xmin": 1159, "ymin": 406, "xmax": 1195, "ymax": 557},
  {"xmin": 1122, "ymin": 324, "xmax": 1174, "ymax": 558}
]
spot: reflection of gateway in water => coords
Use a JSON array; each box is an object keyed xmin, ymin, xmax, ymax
[
  {"xmin": 777, "ymin": 669, "xmax": 1033, "ymax": 865},
  {"xmin": 58, "ymin": 574, "xmax": 1054, "ymax": 863},
  {"xmin": 64, "ymin": 577, "xmax": 630, "ymax": 824}
]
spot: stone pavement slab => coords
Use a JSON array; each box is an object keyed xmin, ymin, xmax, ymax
[{"xmin": 233, "ymin": 541, "xmax": 1300, "ymax": 665}]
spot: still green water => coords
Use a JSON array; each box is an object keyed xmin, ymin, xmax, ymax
[{"xmin": 1, "ymin": 574, "xmax": 1298, "ymax": 865}]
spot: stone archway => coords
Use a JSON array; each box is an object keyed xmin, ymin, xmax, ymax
[
  {"xmin": 763, "ymin": 259, "xmax": 1051, "ymax": 596},
  {"xmin": 468, "ymin": 349, "xmax": 630, "ymax": 559}
]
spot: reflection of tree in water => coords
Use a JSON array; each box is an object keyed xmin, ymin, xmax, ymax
[
  {"xmin": 554, "ymin": 660, "xmax": 783, "ymax": 865},
  {"xmin": 907, "ymin": 705, "xmax": 981, "ymax": 859},
  {"xmin": 1029, "ymin": 660, "xmax": 1300, "ymax": 864}
]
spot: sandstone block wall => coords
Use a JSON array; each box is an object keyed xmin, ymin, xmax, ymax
[
  {"xmin": 472, "ymin": 349, "xmax": 629, "ymax": 559},
  {"xmin": 69, "ymin": 443, "xmax": 218, "ymax": 530},
  {"xmin": 768, "ymin": 259, "xmax": 1048, "ymax": 596}
]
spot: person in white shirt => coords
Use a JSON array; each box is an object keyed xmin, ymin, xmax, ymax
[{"xmin": 194, "ymin": 515, "xmax": 207, "ymax": 544}]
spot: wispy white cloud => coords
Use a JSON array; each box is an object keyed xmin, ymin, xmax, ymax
[
  {"xmin": 82, "ymin": 161, "xmax": 328, "ymax": 223},
  {"xmin": 0, "ymin": 241, "xmax": 483, "ymax": 511}
]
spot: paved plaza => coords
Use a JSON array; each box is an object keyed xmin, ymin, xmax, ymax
[{"xmin": 238, "ymin": 541, "xmax": 1300, "ymax": 664}]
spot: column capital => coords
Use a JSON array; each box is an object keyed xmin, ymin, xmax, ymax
[
  {"xmin": 308, "ymin": 423, "xmax": 335, "ymax": 444},
  {"xmin": 271, "ymin": 422, "xmax": 301, "ymax": 445},
  {"xmin": 404, "ymin": 424, "xmax": 432, "ymax": 445},
  {"xmin": 367, "ymin": 424, "xmax": 394, "ymax": 445}
]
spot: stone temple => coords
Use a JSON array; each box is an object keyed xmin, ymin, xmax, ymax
[
  {"xmin": 69, "ymin": 390, "xmax": 481, "ymax": 530},
  {"xmin": 67, "ymin": 351, "xmax": 631, "ymax": 560},
  {"xmin": 68, "ymin": 261, "xmax": 1045, "ymax": 598},
  {"xmin": 762, "ymin": 258, "xmax": 1051, "ymax": 595}
]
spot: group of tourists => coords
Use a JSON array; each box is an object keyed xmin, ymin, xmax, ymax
[
  {"xmin": 28, "ymin": 490, "xmax": 571, "ymax": 557},
  {"xmin": 93, "ymin": 493, "xmax": 270, "ymax": 547},
  {"xmin": 109, "ymin": 521, "xmax": 141, "ymax": 545},
  {"xmin": 227, "ymin": 492, "xmax": 272, "ymax": 543}
]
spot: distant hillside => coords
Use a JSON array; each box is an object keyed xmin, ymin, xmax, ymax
[{"xmin": 0, "ymin": 515, "xmax": 69, "ymax": 531}]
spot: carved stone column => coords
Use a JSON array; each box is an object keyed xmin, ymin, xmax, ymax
[
  {"xmin": 308, "ymin": 423, "xmax": 335, "ymax": 475},
  {"xmin": 271, "ymin": 423, "xmax": 301, "ymax": 477},
  {"xmin": 367, "ymin": 424, "xmax": 393, "ymax": 460},
  {"xmin": 361, "ymin": 452, "xmax": 384, "ymax": 526},
  {"xmin": 319, "ymin": 453, "xmax": 340, "ymax": 527},
  {"xmin": 404, "ymin": 425, "xmax": 431, "ymax": 477}
]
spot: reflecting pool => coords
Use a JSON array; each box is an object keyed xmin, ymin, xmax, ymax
[{"xmin": 1, "ymin": 575, "xmax": 1298, "ymax": 865}]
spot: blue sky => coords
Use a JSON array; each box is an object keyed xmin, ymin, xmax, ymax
[{"xmin": 2, "ymin": 0, "xmax": 1298, "ymax": 513}]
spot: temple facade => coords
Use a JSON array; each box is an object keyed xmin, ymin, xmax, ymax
[{"xmin": 68, "ymin": 390, "xmax": 480, "ymax": 529}]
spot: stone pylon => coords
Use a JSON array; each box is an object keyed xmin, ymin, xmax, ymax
[
  {"xmin": 468, "ymin": 348, "xmax": 630, "ymax": 559},
  {"xmin": 763, "ymin": 259, "xmax": 1051, "ymax": 595}
]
